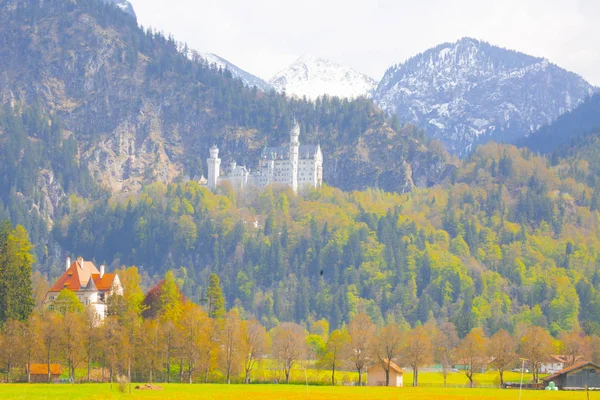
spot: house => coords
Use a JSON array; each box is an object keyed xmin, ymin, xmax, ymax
[
  {"xmin": 26, "ymin": 363, "xmax": 61, "ymax": 383},
  {"xmin": 367, "ymin": 361, "xmax": 404, "ymax": 387},
  {"xmin": 44, "ymin": 257, "xmax": 123, "ymax": 321},
  {"xmin": 541, "ymin": 355, "xmax": 568, "ymax": 374},
  {"xmin": 542, "ymin": 361, "xmax": 600, "ymax": 390}
]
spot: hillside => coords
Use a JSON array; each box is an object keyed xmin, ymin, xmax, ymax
[
  {"xmin": 519, "ymin": 93, "xmax": 600, "ymax": 154},
  {"xmin": 374, "ymin": 38, "xmax": 595, "ymax": 157}
]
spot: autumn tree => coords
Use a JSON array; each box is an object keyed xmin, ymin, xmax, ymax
[
  {"xmin": 0, "ymin": 319, "xmax": 24, "ymax": 382},
  {"xmin": 372, "ymin": 322, "xmax": 405, "ymax": 386},
  {"xmin": 82, "ymin": 306, "xmax": 101, "ymax": 382},
  {"xmin": 62, "ymin": 311, "xmax": 85, "ymax": 381},
  {"xmin": 221, "ymin": 308, "xmax": 243, "ymax": 384},
  {"xmin": 433, "ymin": 321, "xmax": 459, "ymax": 387},
  {"xmin": 318, "ymin": 328, "xmax": 349, "ymax": 385},
  {"xmin": 456, "ymin": 327, "xmax": 487, "ymax": 388},
  {"xmin": 178, "ymin": 303, "xmax": 207, "ymax": 383},
  {"xmin": 519, "ymin": 326, "xmax": 553, "ymax": 383},
  {"xmin": 23, "ymin": 313, "xmax": 42, "ymax": 383},
  {"xmin": 346, "ymin": 313, "xmax": 375, "ymax": 386},
  {"xmin": 139, "ymin": 319, "xmax": 162, "ymax": 383},
  {"xmin": 404, "ymin": 325, "xmax": 433, "ymax": 387},
  {"xmin": 270, "ymin": 322, "xmax": 307, "ymax": 383},
  {"xmin": 240, "ymin": 319, "xmax": 268, "ymax": 383},
  {"xmin": 54, "ymin": 289, "xmax": 84, "ymax": 315},
  {"xmin": 560, "ymin": 330, "xmax": 590, "ymax": 366},
  {"xmin": 487, "ymin": 329, "xmax": 516, "ymax": 385},
  {"xmin": 41, "ymin": 312, "xmax": 62, "ymax": 383}
]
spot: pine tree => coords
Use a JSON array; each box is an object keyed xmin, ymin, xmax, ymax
[{"xmin": 207, "ymin": 273, "xmax": 225, "ymax": 319}]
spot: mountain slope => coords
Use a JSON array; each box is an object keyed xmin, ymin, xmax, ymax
[
  {"xmin": 518, "ymin": 93, "xmax": 600, "ymax": 154},
  {"xmin": 199, "ymin": 52, "xmax": 272, "ymax": 92},
  {"xmin": 374, "ymin": 37, "xmax": 595, "ymax": 156},
  {"xmin": 104, "ymin": 0, "xmax": 136, "ymax": 18},
  {"xmin": 269, "ymin": 55, "xmax": 377, "ymax": 100}
]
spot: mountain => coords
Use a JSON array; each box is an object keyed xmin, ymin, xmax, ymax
[
  {"xmin": 518, "ymin": 93, "xmax": 600, "ymax": 154},
  {"xmin": 374, "ymin": 37, "xmax": 596, "ymax": 156},
  {"xmin": 269, "ymin": 55, "xmax": 377, "ymax": 100},
  {"xmin": 0, "ymin": 0, "xmax": 450, "ymax": 271},
  {"xmin": 104, "ymin": 0, "xmax": 136, "ymax": 18},
  {"xmin": 199, "ymin": 52, "xmax": 272, "ymax": 92}
]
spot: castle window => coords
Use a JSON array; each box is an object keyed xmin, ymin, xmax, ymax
[{"xmin": 49, "ymin": 305, "xmax": 54, "ymax": 311}]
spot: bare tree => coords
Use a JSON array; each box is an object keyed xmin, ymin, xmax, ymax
[
  {"xmin": 221, "ymin": 309, "xmax": 243, "ymax": 384},
  {"xmin": 487, "ymin": 329, "xmax": 516, "ymax": 386},
  {"xmin": 346, "ymin": 313, "xmax": 375, "ymax": 386},
  {"xmin": 241, "ymin": 319, "xmax": 268, "ymax": 383},
  {"xmin": 0, "ymin": 319, "xmax": 24, "ymax": 382},
  {"xmin": 372, "ymin": 322, "xmax": 405, "ymax": 386},
  {"xmin": 270, "ymin": 322, "xmax": 306, "ymax": 384},
  {"xmin": 178, "ymin": 304, "xmax": 207, "ymax": 383},
  {"xmin": 61, "ymin": 312, "xmax": 85, "ymax": 382},
  {"xmin": 41, "ymin": 312, "xmax": 61, "ymax": 383},
  {"xmin": 404, "ymin": 326, "xmax": 433, "ymax": 387}
]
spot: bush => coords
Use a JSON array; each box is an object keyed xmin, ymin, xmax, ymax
[{"xmin": 116, "ymin": 375, "xmax": 130, "ymax": 394}]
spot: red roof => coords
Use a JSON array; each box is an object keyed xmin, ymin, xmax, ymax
[
  {"xmin": 48, "ymin": 258, "xmax": 116, "ymax": 293},
  {"xmin": 542, "ymin": 361, "xmax": 599, "ymax": 382},
  {"xmin": 27, "ymin": 364, "xmax": 61, "ymax": 375}
]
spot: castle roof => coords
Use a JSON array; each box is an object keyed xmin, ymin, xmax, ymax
[{"xmin": 49, "ymin": 258, "xmax": 117, "ymax": 293}]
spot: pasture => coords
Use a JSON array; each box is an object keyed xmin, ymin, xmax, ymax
[{"xmin": 0, "ymin": 383, "xmax": 594, "ymax": 400}]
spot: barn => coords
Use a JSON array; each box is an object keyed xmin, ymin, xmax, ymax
[
  {"xmin": 26, "ymin": 364, "xmax": 61, "ymax": 383},
  {"xmin": 542, "ymin": 361, "xmax": 600, "ymax": 390},
  {"xmin": 367, "ymin": 361, "xmax": 404, "ymax": 387}
]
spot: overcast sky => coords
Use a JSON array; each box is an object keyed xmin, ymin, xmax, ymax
[{"xmin": 129, "ymin": 0, "xmax": 600, "ymax": 86}]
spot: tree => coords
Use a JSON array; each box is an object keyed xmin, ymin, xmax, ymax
[
  {"xmin": 560, "ymin": 331, "xmax": 590, "ymax": 367},
  {"xmin": 519, "ymin": 326, "xmax": 553, "ymax": 383},
  {"xmin": 0, "ymin": 223, "xmax": 35, "ymax": 324},
  {"xmin": 456, "ymin": 328, "xmax": 487, "ymax": 388},
  {"xmin": 178, "ymin": 303, "xmax": 207, "ymax": 383},
  {"xmin": 270, "ymin": 322, "xmax": 306, "ymax": 383},
  {"xmin": 41, "ymin": 312, "xmax": 62, "ymax": 383},
  {"xmin": 433, "ymin": 321, "xmax": 459, "ymax": 387},
  {"xmin": 54, "ymin": 289, "xmax": 84, "ymax": 315},
  {"xmin": 206, "ymin": 274, "xmax": 225, "ymax": 319},
  {"xmin": 318, "ymin": 328, "xmax": 349, "ymax": 385},
  {"xmin": 82, "ymin": 306, "xmax": 101, "ymax": 382},
  {"xmin": 240, "ymin": 319, "xmax": 268, "ymax": 384},
  {"xmin": 61, "ymin": 312, "xmax": 85, "ymax": 381},
  {"xmin": 346, "ymin": 313, "xmax": 375, "ymax": 386},
  {"xmin": 23, "ymin": 313, "xmax": 42, "ymax": 383},
  {"xmin": 0, "ymin": 319, "xmax": 24, "ymax": 382},
  {"xmin": 404, "ymin": 326, "xmax": 433, "ymax": 387},
  {"xmin": 221, "ymin": 308, "xmax": 243, "ymax": 384},
  {"xmin": 372, "ymin": 322, "xmax": 405, "ymax": 386},
  {"xmin": 160, "ymin": 270, "xmax": 184, "ymax": 323},
  {"xmin": 487, "ymin": 329, "xmax": 516, "ymax": 386}
]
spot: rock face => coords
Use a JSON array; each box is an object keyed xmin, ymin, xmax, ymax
[
  {"xmin": 374, "ymin": 37, "xmax": 596, "ymax": 156},
  {"xmin": 269, "ymin": 55, "xmax": 377, "ymax": 100},
  {"xmin": 0, "ymin": 0, "xmax": 448, "ymax": 199},
  {"xmin": 199, "ymin": 52, "xmax": 272, "ymax": 92}
]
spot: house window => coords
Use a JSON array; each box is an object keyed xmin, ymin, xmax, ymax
[
  {"xmin": 49, "ymin": 305, "xmax": 54, "ymax": 311},
  {"xmin": 50, "ymin": 296, "xmax": 55, "ymax": 300}
]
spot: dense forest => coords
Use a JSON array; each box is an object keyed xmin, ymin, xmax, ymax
[{"xmin": 49, "ymin": 138, "xmax": 600, "ymax": 338}]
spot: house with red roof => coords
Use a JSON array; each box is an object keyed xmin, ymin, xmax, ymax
[{"xmin": 44, "ymin": 257, "xmax": 123, "ymax": 321}]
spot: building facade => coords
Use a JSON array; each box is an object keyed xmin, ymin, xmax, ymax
[
  {"xmin": 206, "ymin": 121, "xmax": 323, "ymax": 193},
  {"xmin": 44, "ymin": 257, "xmax": 123, "ymax": 321}
]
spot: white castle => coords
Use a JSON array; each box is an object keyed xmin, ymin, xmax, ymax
[{"xmin": 206, "ymin": 121, "xmax": 323, "ymax": 193}]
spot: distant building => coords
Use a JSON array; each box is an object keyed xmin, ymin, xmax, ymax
[
  {"xmin": 26, "ymin": 364, "xmax": 61, "ymax": 383},
  {"xmin": 44, "ymin": 257, "xmax": 123, "ymax": 321},
  {"xmin": 541, "ymin": 355, "xmax": 571, "ymax": 374},
  {"xmin": 206, "ymin": 120, "xmax": 323, "ymax": 193},
  {"xmin": 367, "ymin": 361, "xmax": 404, "ymax": 387},
  {"xmin": 542, "ymin": 361, "xmax": 600, "ymax": 390}
]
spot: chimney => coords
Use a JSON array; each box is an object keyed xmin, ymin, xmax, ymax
[
  {"xmin": 77, "ymin": 256, "xmax": 83, "ymax": 269},
  {"xmin": 66, "ymin": 256, "xmax": 71, "ymax": 272},
  {"xmin": 100, "ymin": 265, "xmax": 105, "ymax": 279}
]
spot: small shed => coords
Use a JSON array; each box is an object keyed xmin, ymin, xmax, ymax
[
  {"xmin": 26, "ymin": 364, "xmax": 61, "ymax": 383},
  {"xmin": 367, "ymin": 361, "xmax": 404, "ymax": 387},
  {"xmin": 542, "ymin": 361, "xmax": 600, "ymax": 390}
]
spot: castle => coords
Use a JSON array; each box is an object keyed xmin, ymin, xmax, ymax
[{"xmin": 206, "ymin": 121, "xmax": 323, "ymax": 193}]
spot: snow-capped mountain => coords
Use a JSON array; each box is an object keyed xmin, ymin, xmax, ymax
[
  {"xmin": 269, "ymin": 55, "xmax": 377, "ymax": 100},
  {"xmin": 104, "ymin": 0, "xmax": 136, "ymax": 18},
  {"xmin": 374, "ymin": 37, "xmax": 596, "ymax": 156},
  {"xmin": 199, "ymin": 53, "xmax": 272, "ymax": 92}
]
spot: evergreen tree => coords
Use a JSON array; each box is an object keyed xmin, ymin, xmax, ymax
[{"xmin": 207, "ymin": 273, "xmax": 225, "ymax": 319}]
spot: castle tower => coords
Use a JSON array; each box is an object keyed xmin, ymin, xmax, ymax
[
  {"xmin": 289, "ymin": 120, "xmax": 300, "ymax": 193},
  {"xmin": 207, "ymin": 145, "xmax": 221, "ymax": 190}
]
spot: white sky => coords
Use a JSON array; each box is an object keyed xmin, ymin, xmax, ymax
[{"xmin": 129, "ymin": 0, "xmax": 600, "ymax": 85}]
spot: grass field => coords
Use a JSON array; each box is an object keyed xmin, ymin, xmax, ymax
[{"xmin": 0, "ymin": 383, "xmax": 595, "ymax": 400}]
